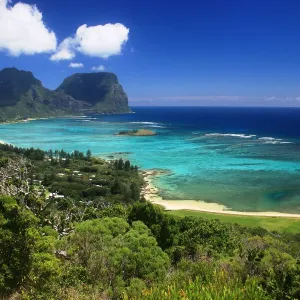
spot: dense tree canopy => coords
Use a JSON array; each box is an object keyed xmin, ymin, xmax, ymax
[{"xmin": 0, "ymin": 144, "xmax": 300, "ymax": 299}]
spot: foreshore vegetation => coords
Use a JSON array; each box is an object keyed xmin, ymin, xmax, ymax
[{"xmin": 0, "ymin": 144, "xmax": 300, "ymax": 299}]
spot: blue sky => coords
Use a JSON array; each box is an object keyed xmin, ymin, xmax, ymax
[{"xmin": 0, "ymin": 0, "xmax": 300, "ymax": 106}]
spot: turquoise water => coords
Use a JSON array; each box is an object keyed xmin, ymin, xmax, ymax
[{"xmin": 1, "ymin": 107, "xmax": 300, "ymax": 213}]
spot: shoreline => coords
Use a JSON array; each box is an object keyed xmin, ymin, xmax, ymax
[
  {"xmin": 0, "ymin": 115, "xmax": 89, "ymax": 125},
  {"xmin": 0, "ymin": 116, "xmax": 54, "ymax": 125},
  {"xmin": 2, "ymin": 134, "xmax": 300, "ymax": 219},
  {"xmin": 0, "ymin": 140, "xmax": 9, "ymax": 145},
  {"xmin": 0, "ymin": 115, "xmax": 77, "ymax": 125},
  {"xmin": 141, "ymin": 170, "xmax": 300, "ymax": 219},
  {"xmin": 0, "ymin": 111, "xmax": 134, "ymax": 125}
]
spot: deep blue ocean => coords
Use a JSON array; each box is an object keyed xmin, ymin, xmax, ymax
[{"xmin": 1, "ymin": 106, "xmax": 300, "ymax": 213}]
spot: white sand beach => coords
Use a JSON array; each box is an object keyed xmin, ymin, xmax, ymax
[{"xmin": 141, "ymin": 170, "xmax": 300, "ymax": 219}]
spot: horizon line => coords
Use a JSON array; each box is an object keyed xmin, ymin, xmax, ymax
[{"xmin": 129, "ymin": 105, "xmax": 300, "ymax": 108}]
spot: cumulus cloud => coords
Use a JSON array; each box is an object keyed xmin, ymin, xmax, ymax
[
  {"xmin": 0, "ymin": 0, "xmax": 56, "ymax": 56},
  {"xmin": 77, "ymin": 24, "xmax": 129, "ymax": 58},
  {"xmin": 50, "ymin": 37, "xmax": 76, "ymax": 61},
  {"xmin": 51, "ymin": 23, "xmax": 129, "ymax": 61},
  {"xmin": 68, "ymin": 62, "xmax": 84, "ymax": 68},
  {"xmin": 91, "ymin": 65, "xmax": 106, "ymax": 71},
  {"xmin": 0, "ymin": 0, "xmax": 129, "ymax": 61}
]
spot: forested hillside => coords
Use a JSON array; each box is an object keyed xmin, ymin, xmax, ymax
[
  {"xmin": 0, "ymin": 144, "xmax": 299, "ymax": 299},
  {"xmin": 0, "ymin": 68, "xmax": 91, "ymax": 122},
  {"xmin": 0, "ymin": 68, "xmax": 131, "ymax": 122}
]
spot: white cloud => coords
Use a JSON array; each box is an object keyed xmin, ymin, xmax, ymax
[
  {"xmin": 50, "ymin": 37, "xmax": 76, "ymax": 61},
  {"xmin": 51, "ymin": 23, "xmax": 129, "ymax": 61},
  {"xmin": 265, "ymin": 96, "xmax": 276, "ymax": 101},
  {"xmin": 91, "ymin": 65, "xmax": 106, "ymax": 72},
  {"xmin": 0, "ymin": 0, "xmax": 129, "ymax": 61},
  {"xmin": 68, "ymin": 62, "xmax": 84, "ymax": 68},
  {"xmin": 296, "ymin": 97, "xmax": 300, "ymax": 101},
  {"xmin": 0, "ymin": 0, "xmax": 56, "ymax": 56},
  {"xmin": 77, "ymin": 24, "xmax": 129, "ymax": 58}
]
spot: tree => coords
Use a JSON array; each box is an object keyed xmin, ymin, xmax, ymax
[
  {"xmin": 124, "ymin": 160, "xmax": 131, "ymax": 171},
  {"xmin": 64, "ymin": 218, "xmax": 170, "ymax": 298},
  {"xmin": 0, "ymin": 156, "xmax": 31, "ymax": 200},
  {"xmin": 0, "ymin": 196, "xmax": 36, "ymax": 294},
  {"xmin": 0, "ymin": 196, "xmax": 61, "ymax": 296},
  {"xmin": 48, "ymin": 149, "xmax": 53, "ymax": 159},
  {"xmin": 86, "ymin": 149, "xmax": 92, "ymax": 160},
  {"xmin": 129, "ymin": 202, "xmax": 181, "ymax": 250},
  {"xmin": 111, "ymin": 179, "xmax": 124, "ymax": 195},
  {"xmin": 117, "ymin": 158, "xmax": 124, "ymax": 170},
  {"xmin": 131, "ymin": 182, "xmax": 140, "ymax": 201},
  {"xmin": 260, "ymin": 248, "xmax": 299, "ymax": 299}
]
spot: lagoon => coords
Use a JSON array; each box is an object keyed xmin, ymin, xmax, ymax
[{"xmin": 1, "ymin": 106, "xmax": 300, "ymax": 213}]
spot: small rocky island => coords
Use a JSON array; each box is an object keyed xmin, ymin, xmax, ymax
[{"xmin": 116, "ymin": 129, "xmax": 157, "ymax": 136}]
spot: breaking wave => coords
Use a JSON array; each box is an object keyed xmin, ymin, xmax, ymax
[
  {"xmin": 258, "ymin": 137, "xmax": 282, "ymax": 141},
  {"xmin": 204, "ymin": 133, "xmax": 294, "ymax": 144},
  {"xmin": 130, "ymin": 122, "xmax": 160, "ymax": 125},
  {"xmin": 204, "ymin": 133, "xmax": 256, "ymax": 139},
  {"xmin": 259, "ymin": 137, "xmax": 293, "ymax": 144}
]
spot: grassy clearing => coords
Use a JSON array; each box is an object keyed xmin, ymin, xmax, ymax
[{"xmin": 167, "ymin": 210, "xmax": 300, "ymax": 234}]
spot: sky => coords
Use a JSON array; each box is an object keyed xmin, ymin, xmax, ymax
[{"xmin": 0, "ymin": 0, "xmax": 300, "ymax": 107}]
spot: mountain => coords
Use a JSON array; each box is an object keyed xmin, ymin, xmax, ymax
[
  {"xmin": 57, "ymin": 72, "xmax": 131, "ymax": 113},
  {"xmin": 0, "ymin": 68, "xmax": 131, "ymax": 122},
  {"xmin": 0, "ymin": 68, "xmax": 91, "ymax": 122},
  {"xmin": 0, "ymin": 67, "xmax": 42, "ymax": 107}
]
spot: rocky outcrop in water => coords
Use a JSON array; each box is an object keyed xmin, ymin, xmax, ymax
[{"xmin": 116, "ymin": 129, "xmax": 157, "ymax": 136}]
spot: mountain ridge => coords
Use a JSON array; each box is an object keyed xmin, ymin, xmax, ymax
[
  {"xmin": 57, "ymin": 72, "xmax": 131, "ymax": 113},
  {"xmin": 0, "ymin": 68, "xmax": 131, "ymax": 122}
]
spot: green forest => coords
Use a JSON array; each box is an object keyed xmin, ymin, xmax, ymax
[{"xmin": 0, "ymin": 144, "xmax": 300, "ymax": 299}]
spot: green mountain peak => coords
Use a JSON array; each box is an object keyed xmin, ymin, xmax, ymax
[
  {"xmin": 0, "ymin": 68, "xmax": 131, "ymax": 122},
  {"xmin": 57, "ymin": 72, "xmax": 131, "ymax": 113}
]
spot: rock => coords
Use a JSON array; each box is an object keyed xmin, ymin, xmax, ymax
[{"xmin": 116, "ymin": 129, "xmax": 157, "ymax": 136}]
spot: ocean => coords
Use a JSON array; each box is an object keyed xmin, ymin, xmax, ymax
[{"xmin": 1, "ymin": 106, "xmax": 300, "ymax": 213}]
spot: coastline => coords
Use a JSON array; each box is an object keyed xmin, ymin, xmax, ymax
[
  {"xmin": 0, "ymin": 110, "xmax": 134, "ymax": 125},
  {"xmin": 0, "ymin": 116, "xmax": 53, "ymax": 125},
  {"xmin": 141, "ymin": 170, "xmax": 300, "ymax": 219},
  {"xmin": 2, "ymin": 129, "xmax": 300, "ymax": 219},
  {"xmin": 0, "ymin": 115, "xmax": 91, "ymax": 125}
]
